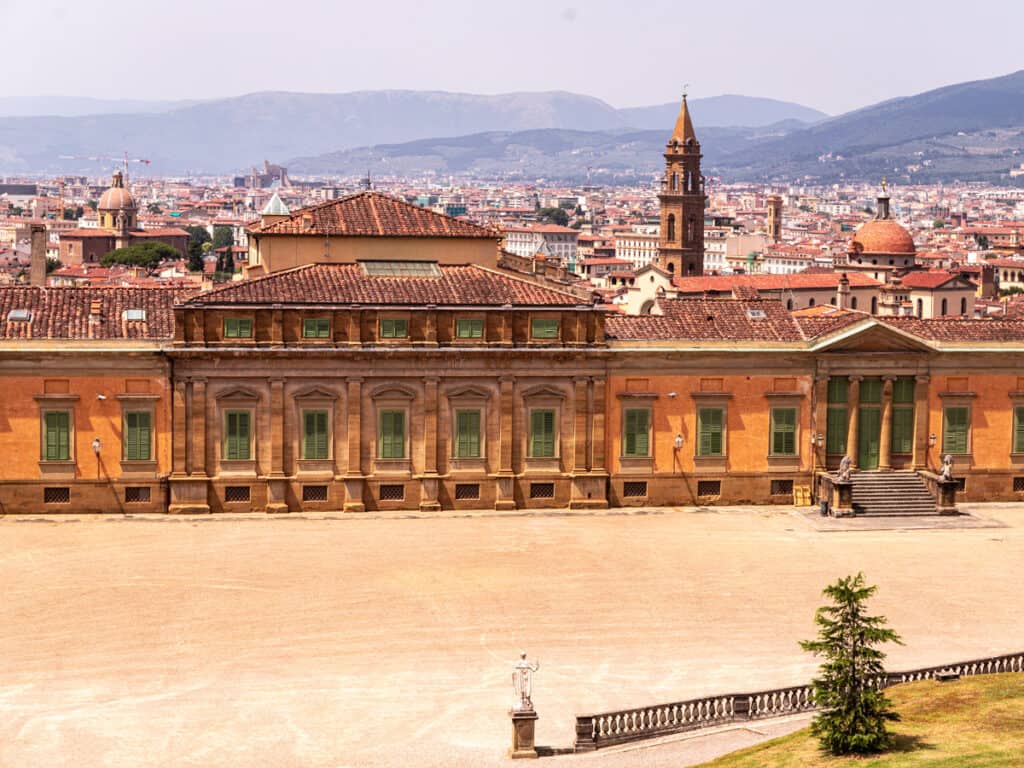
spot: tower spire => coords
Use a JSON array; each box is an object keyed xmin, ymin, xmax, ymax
[{"xmin": 670, "ymin": 90, "xmax": 698, "ymax": 146}]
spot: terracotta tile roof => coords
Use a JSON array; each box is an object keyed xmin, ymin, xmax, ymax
[
  {"xmin": 897, "ymin": 271, "xmax": 970, "ymax": 289},
  {"xmin": 183, "ymin": 263, "xmax": 585, "ymax": 307},
  {"xmin": 879, "ymin": 317, "xmax": 1024, "ymax": 342},
  {"xmin": 0, "ymin": 286, "xmax": 193, "ymax": 340},
  {"xmin": 606, "ymin": 299, "xmax": 806, "ymax": 342},
  {"xmin": 248, "ymin": 191, "xmax": 499, "ymax": 239},
  {"xmin": 671, "ymin": 272, "xmax": 880, "ymax": 294}
]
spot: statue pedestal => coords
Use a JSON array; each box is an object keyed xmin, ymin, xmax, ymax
[
  {"xmin": 832, "ymin": 480, "xmax": 854, "ymax": 517},
  {"xmin": 937, "ymin": 478, "xmax": 960, "ymax": 515},
  {"xmin": 509, "ymin": 709, "xmax": 538, "ymax": 759}
]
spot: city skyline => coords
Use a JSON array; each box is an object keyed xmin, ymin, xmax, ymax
[{"xmin": 2, "ymin": 0, "xmax": 1023, "ymax": 115}]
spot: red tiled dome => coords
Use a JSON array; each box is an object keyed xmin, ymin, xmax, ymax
[
  {"xmin": 98, "ymin": 185, "xmax": 136, "ymax": 211},
  {"xmin": 851, "ymin": 219, "xmax": 915, "ymax": 255}
]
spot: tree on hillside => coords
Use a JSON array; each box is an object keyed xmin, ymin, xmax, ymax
[
  {"xmin": 86, "ymin": 199, "xmax": 98, "ymax": 212},
  {"xmin": 933, "ymin": 219, "xmax": 946, "ymax": 229},
  {"xmin": 538, "ymin": 207, "xmax": 569, "ymax": 227},
  {"xmin": 800, "ymin": 573, "xmax": 902, "ymax": 755},
  {"xmin": 212, "ymin": 225, "xmax": 234, "ymax": 250},
  {"xmin": 975, "ymin": 234, "xmax": 990, "ymax": 250},
  {"xmin": 184, "ymin": 226, "xmax": 211, "ymax": 273},
  {"xmin": 46, "ymin": 258, "xmax": 62, "ymax": 274},
  {"xmin": 100, "ymin": 241, "xmax": 179, "ymax": 269}
]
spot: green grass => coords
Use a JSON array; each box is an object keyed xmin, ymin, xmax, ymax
[{"xmin": 699, "ymin": 673, "xmax": 1024, "ymax": 767}]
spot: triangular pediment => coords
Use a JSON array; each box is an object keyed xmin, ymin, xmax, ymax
[{"xmin": 811, "ymin": 320, "xmax": 935, "ymax": 354}]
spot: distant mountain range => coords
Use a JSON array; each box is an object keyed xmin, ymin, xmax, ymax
[{"xmin": 0, "ymin": 90, "xmax": 823, "ymax": 175}]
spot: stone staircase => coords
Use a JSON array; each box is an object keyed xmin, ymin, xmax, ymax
[{"xmin": 850, "ymin": 471, "xmax": 937, "ymax": 516}]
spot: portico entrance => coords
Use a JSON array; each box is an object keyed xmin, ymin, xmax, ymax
[{"xmin": 857, "ymin": 407, "xmax": 881, "ymax": 470}]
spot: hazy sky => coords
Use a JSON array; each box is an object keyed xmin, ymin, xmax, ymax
[{"xmin": 3, "ymin": 0, "xmax": 1022, "ymax": 115}]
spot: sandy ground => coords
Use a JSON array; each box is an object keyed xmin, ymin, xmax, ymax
[{"xmin": 1, "ymin": 504, "xmax": 1022, "ymax": 768}]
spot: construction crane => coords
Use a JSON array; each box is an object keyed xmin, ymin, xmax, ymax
[{"xmin": 58, "ymin": 151, "xmax": 151, "ymax": 181}]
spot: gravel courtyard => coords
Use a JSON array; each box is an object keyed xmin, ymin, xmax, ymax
[{"xmin": 2, "ymin": 505, "xmax": 1022, "ymax": 767}]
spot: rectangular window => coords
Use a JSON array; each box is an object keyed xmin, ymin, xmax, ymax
[
  {"xmin": 454, "ymin": 410, "xmax": 482, "ymax": 458},
  {"xmin": 124, "ymin": 410, "xmax": 152, "ymax": 461},
  {"xmin": 859, "ymin": 377, "xmax": 882, "ymax": 404},
  {"xmin": 43, "ymin": 411, "xmax": 71, "ymax": 461},
  {"xmin": 302, "ymin": 410, "xmax": 329, "ymax": 460},
  {"xmin": 893, "ymin": 377, "xmax": 915, "ymax": 403},
  {"xmin": 380, "ymin": 318, "xmax": 408, "ymax": 339},
  {"xmin": 943, "ymin": 406, "xmax": 969, "ymax": 455},
  {"xmin": 531, "ymin": 318, "xmax": 560, "ymax": 339},
  {"xmin": 223, "ymin": 318, "xmax": 253, "ymax": 338},
  {"xmin": 379, "ymin": 410, "xmax": 406, "ymax": 459},
  {"xmin": 529, "ymin": 409, "xmax": 556, "ymax": 458},
  {"xmin": 623, "ymin": 408, "xmax": 651, "ymax": 457},
  {"xmin": 1014, "ymin": 407, "xmax": 1024, "ymax": 454},
  {"xmin": 770, "ymin": 408, "xmax": 797, "ymax": 456},
  {"xmin": 456, "ymin": 318, "xmax": 484, "ymax": 339},
  {"xmin": 302, "ymin": 318, "xmax": 331, "ymax": 338},
  {"xmin": 891, "ymin": 406, "xmax": 915, "ymax": 454},
  {"xmin": 826, "ymin": 407, "xmax": 847, "ymax": 454},
  {"xmin": 224, "ymin": 410, "xmax": 251, "ymax": 460},
  {"xmin": 697, "ymin": 407, "xmax": 724, "ymax": 457}
]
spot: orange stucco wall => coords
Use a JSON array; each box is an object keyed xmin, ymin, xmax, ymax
[{"xmin": 927, "ymin": 373, "xmax": 1021, "ymax": 472}]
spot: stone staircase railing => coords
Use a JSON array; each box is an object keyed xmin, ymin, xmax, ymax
[{"xmin": 573, "ymin": 651, "xmax": 1024, "ymax": 752}]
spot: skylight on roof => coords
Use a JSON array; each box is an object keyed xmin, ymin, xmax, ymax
[
  {"xmin": 122, "ymin": 309, "xmax": 147, "ymax": 321},
  {"xmin": 360, "ymin": 260, "xmax": 441, "ymax": 278},
  {"xmin": 746, "ymin": 309, "xmax": 767, "ymax": 320},
  {"xmin": 6, "ymin": 309, "xmax": 31, "ymax": 322}
]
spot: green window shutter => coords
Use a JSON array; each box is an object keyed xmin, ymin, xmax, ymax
[
  {"xmin": 770, "ymin": 408, "xmax": 796, "ymax": 456},
  {"xmin": 379, "ymin": 411, "xmax": 405, "ymax": 458},
  {"xmin": 859, "ymin": 378, "xmax": 882, "ymax": 404},
  {"xmin": 125, "ymin": 411, "xmax": 151, "ymax": 461},
  {"xmin": 826, "ymin": 407, "xmax": 847, "ymax": 454},
  {"xmin": 623, "ymin": 408, "xmax": 650, "ymax": 457},
  {"xmin": 225, "ymin": 411, "xmax": 251, "ymax": 460},
  {"xmin": 827, "ymin": 377, "xmax": 849, "ymax": 404},
  {"xmin": 455, "ymin": 410, "xmax": 481, "ymax": 458},
  {"xmin": 303, "ymin": 411, "xmax": 328, "ymax": 459},
  {"xmin": 1015, "ymin": 407, "xmax": 1024, "ymax": 453},
  {"xmin": 698, "ymin": 408, "xmax": 723, "ymax": 457},
  {"xmin": 303, "ymin": 318, "xmax": 330, "ymax": 338},
  {"xmin": 530, "ymin": 409, "xmax": 556, "ymax": 457},
  {"xmin": 893, "ymin": 377, "xmax": 916, "ymax": 403},
  {"xmin": 44, "ymin": 411, "xmax": 70, "ymax": 461},
  {"xmin": 224, "ymin": 318, "xmax": 253, "ymax": 338},
  {"xmin": 943, "ymin": 407, "xmax": 969, "ymax": 454},
  {"xmin": 381, "ymin": 319, "xmax": 408, "ymax": 339},
  {"xmin": 891, "ymin": 406, "xmax": 915, "ymax": 454},
  {"xmin": 456, "ymin": 318, "xmax": 483, "ymax": 338},
  {"xmin": 531, "ymin": 318, "xmax": 559, "ymax": 339}
]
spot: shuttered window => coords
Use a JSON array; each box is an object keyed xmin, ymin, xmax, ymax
[
  {"xmin": 826, "ymin": 407, "xmax": 847, "ymax": 455},
  {"xmin": 623, "ymin": 408, "xmax": 651, "ymax": 457},
  {"xmin": 302, "ymin": 410, "xmax": 329, "ymax": 459},
  {"xmin": 827, "ymin": 377, "xmax": 848, "ymax": 404},
  {"xmin": 44, "ymin": 411, "xmax": 71, "ymax": 461},
  {"xmin": 456, "ymin": 318, "xmax": 484, "ymax": 338},
  {"xmin": 531, "ymin": 318, "xmax": 560, "ymax": 339},
  {"xmin": 379, "ymin": 410, "xmax": 406, "ymax": 459},
  {"xmin": 224, "ymin": 410, "xmax": 251, "ymax": 460},
  {"xmin": 1014, "ymin": 407, "xmax": 1024, "ymax": 454},
  {"xmin": 529, "ymin": 409, "xmax": 556, "ymax": 457},
  {"xmin": 893, "ymin": 377, "xmax": 915, "ymax": 403},
  {"xmin": 859, "ymin": 377, "xmax": 882, "ymax": 403},
  {"xmin": 770, "ymin": 408, "xmax": 797, "ymax": 456},
  {"xmin": 124, "ymin": 411, "xmax": 152, "ymax": 461},
  {"xmin": 380, "ymin": 318, "xmax": 408, "ymax": 338},
  {"xmin": 891, "ymin": 407, "xmax": 915, "ymax": 455},
  {"xmin": 454, "ymin": 410, "xmax": 481, "ymax": 458},
  {"xmin": 223, "ymin": 318, "xmax": 253, "ymax": 338},
  {"xmin": 697, "ymin": 408, "xmax": 724, "ymax": 457},
  {"xmin": 943, "ymin": 407, "xmax": 969, "ymax": 455},
  {"xmin": 302, "ymin": 318, "xmax": 330, "ymax": 338}
]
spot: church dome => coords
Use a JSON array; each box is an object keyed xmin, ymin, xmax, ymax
[
  {"xmin": 851, "ymin": 219, "xmax": 915, "ymax": 255},
  {"xmin": 98, "ymin": 171, "xmax": 137, "ymax": 211}
]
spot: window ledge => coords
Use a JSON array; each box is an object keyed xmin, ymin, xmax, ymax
[
  {"xmin": 297, "ymin": 459, "xmax": 334, "ymax": 473},
  {"xmin": 939, "ymin": 392, "xmax": 977, "ymax": 399},
  {"xmin": 374, "ymin": 459, "xmax": 412, "ymax": 475},
  {"xmin": 450, "ymin": 457, "xmax": 487, "ymax": 470},
  {"xmin": 120, "ymin": 460, "xmax": 157, "ymax": 474},
  {"xmin": 690, "ymin": 392, "xmax": 733, "ymax": 400},
  {"xmin": 116, "ymin": 394, "xmax": 160, "ymax": 402},
  {"xmin": 524, "ymin": 457, "xmax": 561, "ymax": 472}
]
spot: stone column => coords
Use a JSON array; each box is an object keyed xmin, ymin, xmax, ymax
[
  {"xmin": 172, "ymin": 378, "xmax": 188, "ymax": 477},
  {"xmin": 813, "ymin": 375, "xmax": 828, "ymax": 472},
  {"xmin": 846, "ymin": 375, "xmax": 862, "ymax": 469},
  {"xmin": 495, "ymin": 376, "xmax": 516, "ymax": 510},
  {"xmin": 878, "ymin": 375, "xmax": 895, "ymax": 471},
  {"xmin": 591, "ymin": 377, "xmax": 607, "ymax": 473},
  {"xmin": 912, "ymin": 374, "xmax": 930, "ymax": 470},
  {"xmin": 420, "ymin": 377, "xmax": 441, "ymax": 512},
  {"xmin": 343, "ymin": 377, "xmax": 365, "ymax": 512},
  {"xmin": 266, "ymin": 378, "xmax": 289, "ymax": 513},
  {"xmin": 572, "ymin": 376, "xmax": 589, "ymax": 473},
  {"xmin": 191, "ymin": 378, "xmax": 208, "ymax": 477}
]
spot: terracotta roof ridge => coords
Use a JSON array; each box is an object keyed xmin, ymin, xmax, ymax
[
  {"xmin": 188, "ymin": 263, "xmax": 315, "ymax": 301},
  {"xmin": 471, "ymin": 263, "xmax": 592, "ymax": 303}
]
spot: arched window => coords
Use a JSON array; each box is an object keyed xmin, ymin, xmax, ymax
[
  {"xmin": 786, "ymin": 298, "xmax": 794, "ymax": 310},
  {"xmin": 808, "ymin": 297, "xmax": 816, "ymax": 307},
  {"xmin": 671, "ymin": 172, "xmax": 678, "ymax": 191},
  {"xmin": 916, "ymin": 299, "xmax": 923, "ymax": 318},
  {"xmin": 830, "ymin": 297, "xmax": 836, "ymax": 305},
  {"xmin": 667, "ymin": 262, "xmax": 675, "ymax": 273},
  {"xmin": 667, "ymin": 214, "xmax": 675, "ymax": 242},
  {"xmin": 960, "ymin": 297, "xmax": 967, "ymax": 315},
  {"xmin": 851, "ymin": 297, "xmax": 858, "ymax": 309},
  {"xmin": 871, "ymin": 296, "xmax": 878, "ymax": 314},
  {"xmin": 941, "ymin": 298, "xmax": 948, "ymax": 316}
]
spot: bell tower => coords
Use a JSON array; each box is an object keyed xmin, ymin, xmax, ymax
[{"xmin": 657, "ymin": 93, "xmax": 706, "ymax": 276}]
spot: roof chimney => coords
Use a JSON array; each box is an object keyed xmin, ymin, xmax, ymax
[
  {"xmin": 29, "ymin": 223, "xmax": 47, "ymax": 287},
  {"xmin": 836, "ymin": 272, "xmax": 850, "ymax": 310}
]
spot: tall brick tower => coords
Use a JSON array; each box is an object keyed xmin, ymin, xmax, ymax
[
  {"xmin": 767, "ymin": 194, "xmax": 783, "ymax": 242},
  {"xmin": 657, "ymin": 95, "xmax": 706, "ymax": 276}
]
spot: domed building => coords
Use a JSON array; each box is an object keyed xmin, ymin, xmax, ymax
[
  {"xmin": 845, "ymin": 181, "xmax": 918, "ymax": 275},
  {"xmin": 59, "ymin": 171, "xmax": 189, "ymax": 267}
]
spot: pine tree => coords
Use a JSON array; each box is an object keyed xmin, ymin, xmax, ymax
[{"xmin": 800, "ymin": 573, "xmax": 903, "ymax": 755}]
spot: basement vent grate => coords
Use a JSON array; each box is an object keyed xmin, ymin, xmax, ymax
[
  {"xmin": 622, "ymin": 481, "xmax": 648, "ymax": 498},
  {"xmin": 454, "ymin": 483, "xmax": 480, "ymax": 501},
  {"xmin": 43, "ymin": 487, "xmax": 70, "ymax": 504},
  {"xmin": 697, "ymin": 480, "xmax": 722, "ymax": 498},
  {"xmin": 529, "ymin": 482, "xmax": 555, "ymax": 499},
  {"xmin": 302, "ymin": 485, "xmax": 329, "ymax": 502},
  {"xmin": 125, "ymin": 486, "xmax": 151, "ymax": 503},
  {"xmin": 224, "ymin": 486, "xmax": 251, "ymax": 503},
  {"xmin": 770, "ymin": 479, "xmax": 794, "ymax": 496},
  {"xmin": 379, "ymin": 484, "xmax": 405, "ymax": 501}
]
